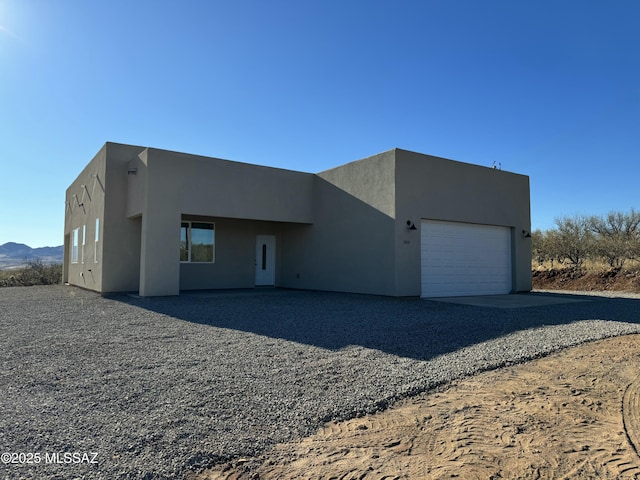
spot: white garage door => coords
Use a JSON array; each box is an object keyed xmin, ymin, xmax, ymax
[{"xmin": 421, "ymin": 220, "xmax": 512, "ymax": 297}]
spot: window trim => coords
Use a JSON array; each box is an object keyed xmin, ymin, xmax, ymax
[
  {"xmin": 180, "ymin": 221, "xmax": 215, "ymax": 263},
  {"xmin": 81, "ymin": 224, "xmax": 86, "ymax": 264}
]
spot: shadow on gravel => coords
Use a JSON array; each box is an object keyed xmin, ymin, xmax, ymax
[{"xmin": 114, "ymin": 289, "xmax": 640, "ymax": 362}]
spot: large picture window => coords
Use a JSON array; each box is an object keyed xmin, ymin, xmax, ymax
[{"xmin": 180, "ymin": 222, "xmax": 215, "ymax": 263}]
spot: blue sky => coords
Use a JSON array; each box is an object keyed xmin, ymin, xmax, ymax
[{"xmin": 1, "ymin": 1, "xmax": 638, "ymax": 248}]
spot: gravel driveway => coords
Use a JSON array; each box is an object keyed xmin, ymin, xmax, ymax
[{"xmin": 1, "ymin": 285, "xmax": 639, "ymax": 479}]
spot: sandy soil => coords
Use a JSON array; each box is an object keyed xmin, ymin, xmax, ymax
[
  {"xmin": 193, "ymin": 334, "xmax": 640, "ymax": 480},
  {"xmin": 532, "ymin": 267, "xmax": 640, "ymax": 293}
]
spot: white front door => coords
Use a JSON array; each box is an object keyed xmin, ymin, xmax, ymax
[{"xmin": 255, "ymin": 235, "xmax": 276, "ymax": 286}]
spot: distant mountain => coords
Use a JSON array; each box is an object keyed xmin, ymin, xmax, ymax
[
  {"xmin": 0, "ymin": 242, "xmax": 64, "ymax": 269},
  {"xmin": 0, "ymin": 242, "xmax": 32, "ymax": 257}
]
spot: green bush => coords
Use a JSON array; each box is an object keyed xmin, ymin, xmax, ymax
[{"xmin": 0, "ymin": 260, "xmax": 62, "ymax": 287}]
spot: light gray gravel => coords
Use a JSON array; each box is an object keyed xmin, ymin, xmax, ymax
[{"xmin": 1, "ymin": 285, "xmax": 639, "ymax": 479}]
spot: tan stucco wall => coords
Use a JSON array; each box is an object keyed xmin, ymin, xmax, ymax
[
  {"xmin": 135, "ymin": 148, "xmax": 314, "ymax": 296},
  {"xmin": 280, "ymin": 148, "xmax": 531, "ymax": 297},
  {"xmin": 316, "ymin": 151, "xmax": 396, "ymax": 218},
  {"xmin": 126, "ymin": 153, "xmax": 146, "ymax": 218},
  {"xmin": 65, "ymin": 144, "xmax": 531, "ymax": 297},
  {"xmin": 102, "ymin": 143, "xmax": 147, "ymax": 293},
  {"xmin": 64, "ymin": 145, "xmax": 107, "ymax": 292},
  {"xmin": 280, "ymin": 151, "xmax": 398, "ymax": 296},
  {"xmin": 64, "ymin": 143, "xmax": 147, "ymax": 294},
  {"xmin": 394, "ymin": 149, "xmax": 532, "ymax": 295},
  {"xmin": 137, "ymin": 148, "xmax": 314, "ymax": 222}
]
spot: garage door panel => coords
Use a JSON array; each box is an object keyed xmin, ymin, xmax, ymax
[{"xmin": 421, "ymin": 220, "xmax": 512, "ymax": 297}]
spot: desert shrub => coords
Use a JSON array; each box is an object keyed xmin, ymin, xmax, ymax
[
  {"xmin": 531, "ymin": 229, "xmax": 546, "ymax": 266},
  {"xmin": 552, "ymin": 215, "xmax": 594, "ymax": 267},
  {"xmin": 586, "ymin": 209, "xmax": 640, "ymax": 267},
  {"xmin": 0, "ymin": 260, "xmax": 62, "ymax": 287},
  {"xmin": 533, "ymin": 209, "xmax": 640, "ymax": 269}
]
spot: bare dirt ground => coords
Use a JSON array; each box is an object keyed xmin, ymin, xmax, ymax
[
  {"xmin": 194, "ymin": 334, "xmax": 640, "ymax": 479},
  {"xmin": 533, "ymin": 266, "xmax": 640, "ymax": 293}
]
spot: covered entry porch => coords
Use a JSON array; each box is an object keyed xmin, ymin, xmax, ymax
[{"xmin": 178, "ymin": 216, "xmax": 301, "ymax": 292}]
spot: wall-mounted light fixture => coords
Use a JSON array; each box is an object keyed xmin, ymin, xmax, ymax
[
  {"xmin": 522, "ymin": 229, "xmax": 531, "ymax": 238},
  {"xmin": 127, "ymin": 167, "xmax": 138, "ymax": 175},
  {"xmin": 406, "ymin": 220, "xmax": 417, "ymax": 230}
]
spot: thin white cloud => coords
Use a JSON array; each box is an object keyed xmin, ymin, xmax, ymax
[{"xmin": 0, "ymin": 24, "xmax": 21, "ymax": 41}]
